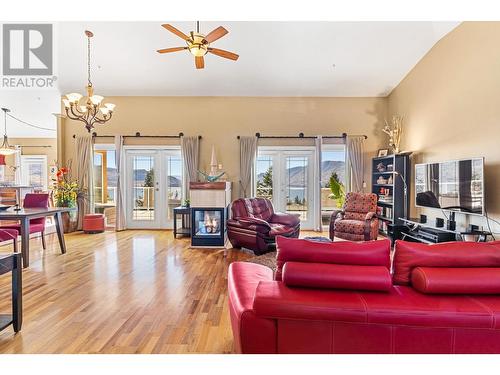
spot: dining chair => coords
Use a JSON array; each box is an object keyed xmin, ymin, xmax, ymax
[
  {"xmin": 1, "ymin": 193, "xmax": 50, "ymax": 249},
  {"xmin": 0, "ymin": 228, "xmax": 19, "ymax": 252}
]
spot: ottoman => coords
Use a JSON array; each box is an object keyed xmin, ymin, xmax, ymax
[{"xmin": 82, "ymin": 214, "xmax": 105, "ymax": 234}]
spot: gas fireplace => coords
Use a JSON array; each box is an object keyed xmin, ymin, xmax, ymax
[
  {"xmin": 189, "ymin": 181, "xmax": 232, "ymax": 248},
  {"xmin": 191, "ymin": 207, "xmax": 227, "ymax": 247}
]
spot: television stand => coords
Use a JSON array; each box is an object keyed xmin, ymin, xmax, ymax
[{"xmin": 398, "ymin": 218, "xmax": 492, "ymax": 243}]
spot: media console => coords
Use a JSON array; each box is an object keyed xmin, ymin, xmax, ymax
[{"xmin": 396, "ymin": 217, "xmax": 492, "ymax": 244}]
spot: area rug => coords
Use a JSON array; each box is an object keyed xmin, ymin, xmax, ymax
[{"xmin": 244, "ymin": 251, "xmax": 277, "ymax": 272}]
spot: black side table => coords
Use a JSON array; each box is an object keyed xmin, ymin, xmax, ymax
[
  {"xmin": 0, "ymin": 253, "xmax": 22, "ymax": 333},
  {"xmin": 173, "ymin": 206, "xmax": 191, "ymax": 238}
]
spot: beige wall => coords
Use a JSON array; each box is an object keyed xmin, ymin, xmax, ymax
[
  {"xmin": 388, "ymin": 22, "xmax": 500, "ymax": 233},
  {"xmin": 63, "ymin": 97, "xmax": 387, "ymax": 198}
]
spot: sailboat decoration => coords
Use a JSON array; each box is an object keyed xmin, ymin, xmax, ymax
[{"xmin": 197, "ymin": 145, "xmax": 226, "ymax": 182}]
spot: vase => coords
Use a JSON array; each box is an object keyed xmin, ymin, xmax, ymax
[{"xmin": 61, "ymin": 208, "xmax": 78, "ymax": 233}]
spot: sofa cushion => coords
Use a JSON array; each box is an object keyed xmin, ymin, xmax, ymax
[
  {"xmin": 282, "ymin": 262, "xmax": 392, "ymax": 292},
  {"xmin": 275, "ymin": 236, "xmax": 391, "ymax": 281},
  {"xmin": 334, "ymin": 219, "xmax": 366, "ymax": 235},
  {"xmin": 393, "ymin": 240, "xmax": 500, "ymax": 285},
  {"xmin": 412, "ymin": 267, "xmax": 500, "ymax": 294},
  {"xmin": 253, "ymin": 281, "xmax": 497, "ymax": 329}
]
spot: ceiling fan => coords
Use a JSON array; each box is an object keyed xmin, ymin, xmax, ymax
[{"xmin": 157, "ymin": 21, "xmax": 239, "ymax": 69}]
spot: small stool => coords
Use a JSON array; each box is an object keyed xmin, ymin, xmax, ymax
[{"xmin": 83, "ymin": 214, "xmax": 105, "ymax": 234}]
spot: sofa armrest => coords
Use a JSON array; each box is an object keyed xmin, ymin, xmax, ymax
[
  {"xmin": 237, "ymin": 217, "xmax": 272, "ymax": 229},
  {"xmin": 365, "ymin": 212, "xmax": 376, "ymax": 221},
  {"xmin": 270, "ymin": 212, "xmax": 300, "ymax": 227},
  {"xmin": 227, "ymin": 218, "xmax": 269, "ymax": 233},
  {"xmin": 228, "ymin": 262, "xmax": 277, "ymax": 354}
]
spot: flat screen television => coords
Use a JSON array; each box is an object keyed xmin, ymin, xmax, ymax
[{"xmin": 415, "ymin": 157, "xmax": 485, "ymax": 216}]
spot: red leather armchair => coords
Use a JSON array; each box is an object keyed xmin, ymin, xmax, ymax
[
  {"xmin": 228, "ymin": 237, "xmax": 500, "ymax": 353},
  {"xmin": 227, "ymin": 198, "xmax": 300, "ymax": 254},
  {"xmin": 329, "ymin": 192, "xmax": 378, "ymax": 241}
]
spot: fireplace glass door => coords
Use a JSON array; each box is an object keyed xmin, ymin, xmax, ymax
[
  {"xmin": 191, "ymin": 208, "xmax": 226, "ymax": 247},
  {"xmin": 194, "ymin": 210, "xmax": 222, "ymax": 236}
]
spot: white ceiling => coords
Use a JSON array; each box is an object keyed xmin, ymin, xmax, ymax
[{"xmin": 56, "ymin": 21, "xmax": 459, "ymax": 97}]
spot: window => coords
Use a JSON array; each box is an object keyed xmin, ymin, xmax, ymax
[
  {"xmin": 21, "ymin": 155, "xmax": 48, "ymax": 191},
  {"xmin": 321, "ymin": 145, "xmax": 346, "ymax": 226},
  {"xmin": 93, "ymin": 145, "xmax": 117, "ymax": 226},
  {"xmin": 256, "ymin": 155, "xmax": 273, "ymax": 200}
]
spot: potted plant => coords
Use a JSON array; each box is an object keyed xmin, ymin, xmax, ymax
[
  {"xmin": 328, "ymin": 172, "xmax": 346, "ymax": 209},
  {"xmin": 51, "ymin": 161, "xmax": 82, "ymax": 233}
]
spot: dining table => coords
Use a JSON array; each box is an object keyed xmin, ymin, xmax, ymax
[{"xmin": 0, "ymin": 207, "xmax": 76, "ymax": 268}]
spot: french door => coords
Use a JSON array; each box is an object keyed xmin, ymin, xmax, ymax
[
  {"xmin": 256, "ymin": 147, "xmax": 316, "ymax": 229},
  {"xmin": 125, "ymin": 148, "xmax": 183, "ymax": 229}
]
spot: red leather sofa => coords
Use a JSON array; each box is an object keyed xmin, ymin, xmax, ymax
[
  {"xmin": 228, "ymin": 237, "xmax": 500, "ymax": 353},
  {"xmin": 227, "ymin": 198, "xmax": 300, "ymax": 254}
]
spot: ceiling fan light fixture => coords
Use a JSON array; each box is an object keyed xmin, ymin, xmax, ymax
[
  {"xmin": 187, "ymin": 33, "xmax": 208, "ymax": 57},
  {"xmin": 157, "ymin": 22, "xmax": 238, "ymax": 69}
]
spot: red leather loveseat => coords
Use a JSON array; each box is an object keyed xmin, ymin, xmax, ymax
[
  {"xmin": 227, "ymin": 198, "xmax": 300, "ymax": 254},
  {"xmin": 228, "ymin": 237, "xmax": 500, "ymax": 353}
]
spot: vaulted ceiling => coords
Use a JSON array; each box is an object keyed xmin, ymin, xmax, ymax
[{"xmin": 56, "ymin": 21, "xmax": 459, "ymax": 97}]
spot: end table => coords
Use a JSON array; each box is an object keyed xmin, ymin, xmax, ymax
[{"xmin": 173, "ymin": 206, "xmax": 191, "ymax": 238}]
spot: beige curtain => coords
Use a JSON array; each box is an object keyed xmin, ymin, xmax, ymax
[
  {"xmin": 75, "ymin": 135, "xmax": 94, "ymax": 230},
  {"xmin": 346, "ymin": 136, "xmax": 365, "ymax": 193},
  {"xmin": 181, "ymin": 136, "xmax": 200, "ymax": 199},
  {"xmin": 114, "ymin": 135, "xmax": 126, "ymax": 231},
  {"xmin": 315, "ymin": 136, "xmax": 322, "ymax": 231},
  {"xmin": 239, "ymin": 136, "xmax": 258, "ymax": 198}
]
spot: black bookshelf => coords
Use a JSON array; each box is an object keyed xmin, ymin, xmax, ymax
[{"xmin": 371, "ymin": 153, "xmax": 411, "ymax": 236}]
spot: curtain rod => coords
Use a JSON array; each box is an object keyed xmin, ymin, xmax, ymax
[
  {"xmin": 237, "ymin": 132, "xmax": 367, "ymax": 140},
  {"xmin": 18, "ymin": 145, "xmax": 53, "ymax": 148},
  {"xmin": 72, "ymin": 132, "xmax": 202, "ymax": 139}
]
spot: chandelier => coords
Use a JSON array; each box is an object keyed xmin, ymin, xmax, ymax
[
  {"xmin": 0, "ymin": 108, "xmax": 16, "ymax": 156},
  {"xmin": 62, "ymin": 30, "xmax": 115, "ymax": 133}
]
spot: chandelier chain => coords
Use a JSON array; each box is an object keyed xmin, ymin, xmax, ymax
[{"xmin": 87, "ymin": 33, "xmax": 92, "ymax": 86}]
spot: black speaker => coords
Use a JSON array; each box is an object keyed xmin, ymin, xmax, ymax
[
  {"xmin": 435, "ymin": 217, "xmax": 444, "ymax": 228},
  {"xmin": 420, "ymin": 214, "xmax": 427, "ymax": 223},
  {"xmin": 446, "ymin": 220, "xmax": 456, "ymax": 231}
]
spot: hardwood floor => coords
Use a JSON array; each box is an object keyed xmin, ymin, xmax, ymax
[{"xmin": 0, "ymin": 230, "xmax": 257, "ymax": 353}]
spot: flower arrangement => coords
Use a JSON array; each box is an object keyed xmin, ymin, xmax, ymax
[{"xmin": 51, "ymin": 162, "xmax": 80, "ymax": 208}]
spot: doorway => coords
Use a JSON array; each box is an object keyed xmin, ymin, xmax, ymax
[
  {"xmin": 124, "ymin": 147, "xmax": 183, "ymax": 229},
  {"xmin": 256, "ymin": 147, "xmax": 316, "ymax": 229}
]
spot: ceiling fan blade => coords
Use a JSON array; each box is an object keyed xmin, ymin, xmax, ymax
[
  {"xmin": 208, "ymin": 48, "xmax": 239, "ymax": 61},
  {"xmin": 204, "ymin": 26, "xmax": 228, "ymax": 43},
  {"xmin": 157, "ymin": 47, "xmax": 187, "ymax": 54},
  {"xmin": 161, "ymin": 24, "xmax": 190, "ymax": 41},
  {"xmin": 195, "ymin": 56, "xmax": 205, "ymax": 69}
]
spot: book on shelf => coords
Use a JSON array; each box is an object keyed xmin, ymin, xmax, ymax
[{"xmin": 376, "ymin": 206, "xmax": 392, "ymax": 220}]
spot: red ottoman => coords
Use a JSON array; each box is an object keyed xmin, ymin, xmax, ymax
[{"xmin": 83, "ymin": 214, "xmax": 105, "ymax": 234}]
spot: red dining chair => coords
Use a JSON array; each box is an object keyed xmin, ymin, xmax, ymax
[
  {"xmin": 0, "ymin": 228, "xmax": 18, "ymax": 252},
  {"xmin": 1, "ymin": 193, "xmax": 50, "ymax": 249}
]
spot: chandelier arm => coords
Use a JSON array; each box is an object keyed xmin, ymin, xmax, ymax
[
  {"xmin": 66, "ymin": 106, "xmax": 83, "ymax": 120},
  {"xmin": 93, "ymin": 113, "xmax": 112, "ymax": 124},
  {"xmin": 65, "ymin": 109, "xmax": 89, "ymax": 126}
]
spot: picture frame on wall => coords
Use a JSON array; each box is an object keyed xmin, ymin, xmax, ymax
[{"xmin": 377, "ymin": 149, "xmax": 389, "ymax": 157}]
